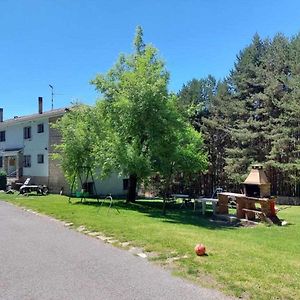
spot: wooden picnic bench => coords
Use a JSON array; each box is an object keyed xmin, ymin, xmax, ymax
[{"xmin": 242, "ymin": 208, "xmax": 265, "ymax": 220}]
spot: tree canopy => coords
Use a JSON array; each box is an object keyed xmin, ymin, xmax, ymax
[
  {"xmin": 178, "ymin": 32, "xmax": 300, "ymax": 196},
  {"xmin": 55, "ymin": 27, "xmax": 208, "ymax": 202},
  {"xmin": 91, "ymin": 26, "xmax": 208, "ymax": 202}
]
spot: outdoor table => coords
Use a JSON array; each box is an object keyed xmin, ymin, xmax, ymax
[
  {"xmin": 171, "ymin": 194, "xmax": 191, "ymax": 208},
  {"xmin": 194, "ymin": 198, "xmax": 219, "ymax": 215}
]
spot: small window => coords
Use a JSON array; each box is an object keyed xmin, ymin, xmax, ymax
[
  {"xmin": 0, "ymin": 131, "xmax": 5, "ymax": 142},
  {"xmin": 23, "ymin": 155, "xmax": 31, "ymax": 168},
  {"xmin": 37, "ymin": 154, "xmax": 44, "ymax": 164},
  {"xmin": 37, "ymin": 123, "xmax": 44, "ymax": 133},
  {"xmin": 24, "ymin": 126, "xmax": 31, "ymax": 139},
  {"xmin": 0, "ymin": 156, "xmax": 3, "ymax": 168}
]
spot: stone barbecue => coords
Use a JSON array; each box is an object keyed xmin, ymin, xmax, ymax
[
  {"xmin": 217, "ymin": 165, "xmax": 281, "ymax": 225},
  {"xmin": 243, "ymin": 165, "xmax": 271, "ymax": 198}
]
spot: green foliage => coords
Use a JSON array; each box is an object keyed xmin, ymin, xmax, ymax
[
  {"xmin": 91, "ymin": 27, "xmax": 208, "ymax": 198},
  {"xmin": 226, "ymin": 33, "xmax": 300, "ymax": 189},
  {"xmin": 178, "ymin": 77, "xmax": 234, "ymax": 189},
  {"xmin": 53, "ymin": 27, "xmax": 208, "ymax": 201},
  {"xmin": 178, "ymin": 32, "xmax": 300, "ymax": 196},
  {"xmin": 53, "ymin": 104, "xmax": 101, "ymax": 184},
  {"xmin": 177, "ymin": 75, "xmax": 216, "ymax": 130}
]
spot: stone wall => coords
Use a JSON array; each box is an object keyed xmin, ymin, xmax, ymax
[{"xmin": 48, "ymin": 116, "xmax": 69, "ymax": 194}]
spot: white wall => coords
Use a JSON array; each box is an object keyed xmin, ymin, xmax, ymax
[
  {"xmin": 94, "ymin": 173, "xmax": 126, "ymax": 196},
  {"xmin": 0, "ymin": 115, "xmax": 128, "ymax": 196},
  {"xmin": 0, "ymin": 117, "xmax": 50, "ymax": 177}
]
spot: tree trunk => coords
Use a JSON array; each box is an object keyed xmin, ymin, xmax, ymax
[
  {"xmin": 162, "ymin": 196, "xmax": 167, "ymax": 216},
  {"xmin": 126, "ymin": 174, "xmax": 137, "ymax": 203},
  {"xmin": 162, "ymin": 177, "xmax": 171, "ymax": 215}
]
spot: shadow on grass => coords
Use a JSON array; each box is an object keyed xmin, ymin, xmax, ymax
[{"xmin": 72, "ymin": 198, "xmax": 239, "ymax": 230}]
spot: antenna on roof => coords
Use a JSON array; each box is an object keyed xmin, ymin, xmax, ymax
[{"xmin": 49, "ymin": 84, "xmax": 54, "ymax": 110}]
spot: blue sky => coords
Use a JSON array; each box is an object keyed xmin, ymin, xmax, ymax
[{"xmin": 1, "ymin": 0, "xmax": 300, "ymax": 119}]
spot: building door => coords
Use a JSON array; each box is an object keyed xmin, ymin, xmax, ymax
[{"xmin": 8, "ymin": 156, "xmax": 16, "ymax": 177}]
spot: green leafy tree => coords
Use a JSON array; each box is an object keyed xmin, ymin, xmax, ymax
[
  {"xmin": 91, "ymin": 26, "xmax": 208, "ymax": 202},
  {"xmin": 53, "ymin": 104, "xmax": 99, "ymax": 190},
  {"xmin": 151, "ymin": 96, "xmax": 208, "ymax": 212}
]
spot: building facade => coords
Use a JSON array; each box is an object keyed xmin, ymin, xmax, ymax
[{"xmin": 0, "ymin": 98, "xmax": 127, "ymax": 196}]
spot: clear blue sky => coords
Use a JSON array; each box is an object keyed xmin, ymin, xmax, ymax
[{"xmin": 1, "ymin": 0, "xmax": 300, "ymax": 119}]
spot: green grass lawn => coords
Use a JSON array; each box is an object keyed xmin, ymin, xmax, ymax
[{"xmin": 1, "ymin": 193, "xmax": 299, "ymax": 300}]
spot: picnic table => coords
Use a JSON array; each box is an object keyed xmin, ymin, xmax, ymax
[
  {"xmin": 171, "ymin": 194, "xmax": 191, "ymax": 208},
  {"xmin": 194, "ymin": 198, "xmax": 219, "ymax": 215}
]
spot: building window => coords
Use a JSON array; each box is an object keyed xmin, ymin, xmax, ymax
[
  {"xmin": 0, "ymin": 156, "xmax": 3, "ymax": 168},
  {"xmin": 37, "ymin": 154, "xmax": 44, "ymax": 164},
  {"xmin": 0, "ymin": 131, "xmax": 5, "ymax": 142},
  {"xmin": 37, "ymin": 123, "xmax": 44, "ymax": 133},
  {"xmin": 23, "ymin": 155, "xmax": 31, "ymax": 168},
  {"xmin": 24, "ymin": 126, "xmax": 31, "ymax": 139}
]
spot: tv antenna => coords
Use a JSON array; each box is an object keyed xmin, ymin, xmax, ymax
[{"xmin": 49, "ymin": 84, "xmax": 54, "ymax": 110}]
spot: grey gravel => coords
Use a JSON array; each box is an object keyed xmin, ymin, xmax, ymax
[{"xmin": 0, "ymin": 201, "xmax": 234, "ymax": 300}]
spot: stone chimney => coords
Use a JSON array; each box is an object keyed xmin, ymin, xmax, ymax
[
  {"xmin": 0, "ymin": 108, "xmax": 3, "ymax": 122},
  {"xmin": 38, "ymin": 97, "xmax": 43, "ymax": 114}
]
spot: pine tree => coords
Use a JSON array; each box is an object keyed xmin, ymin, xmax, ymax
[
  {"xmin": 267, "ymin": 34, "xmax": 300, "ymax": 196},
  {"xmin": 177, "ymin": 75, "xmax": 216, "ymax": 131},
  {"xmin": 201, "ymin": 80, "xmax": 236, "ymax": 190},
  {"xmin": 225, "ymin": 33, "xmax": 268, "ymax": 183}
]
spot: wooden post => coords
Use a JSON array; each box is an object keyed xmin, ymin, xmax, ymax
[
  {"xmin": 236, "ymin": 196, "xmax": 246, "ymax": 219},
  {"xmin": 261, "ymin": 200, "xmax": 272, "ymax": 217},
  {"xmin": 246, "ymin": 199, "xmax": 256, "ymax": 220},
  {"xmin": 217, "ymin": 194, "xmax": 229, "ymax": 214}
]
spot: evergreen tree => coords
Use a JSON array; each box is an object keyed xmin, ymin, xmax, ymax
[
  {"xmin": 177, "ymin": 75, "xmax": 216, "ymax": 130},
  {"xmin": 267, "ymin": 34, "xmax": 300, "ymax": 195},
  {"xmin": 225, "ymin": 34, "xmax": 270, "ymax": 183},
  {"xmin": 201, "ymin": 80, "xmax": 236, "ymax": 190}
]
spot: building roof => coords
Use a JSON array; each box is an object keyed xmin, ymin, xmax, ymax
[
  {"xmin": 243, "ymin": 166, "xmax": 270, "ymax": 185},
  {"xmin": 0, "ymin": 148, "xmax": 23, "ymax": 156},
  {"xmin": 0, "ymin": 108, "xmax": 67, "ymax": 128}
]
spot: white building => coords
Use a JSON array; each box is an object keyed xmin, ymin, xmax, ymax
[{"xmin": 0, "ymin": 98, "xmax": 127, "ymax": 196}]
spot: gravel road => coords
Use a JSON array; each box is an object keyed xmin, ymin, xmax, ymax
[{"xmin": 0, "ymin": 201, "xmax": 233, "ymax": 300}]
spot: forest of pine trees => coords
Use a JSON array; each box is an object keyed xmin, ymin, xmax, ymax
[{"xmin": 178, "ymin": 33, "xmax": 300, "ymax": 197}]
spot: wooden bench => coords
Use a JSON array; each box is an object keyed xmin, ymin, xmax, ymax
[{"xmin": 242, "ymin": 208, "xmax": 266, "ymax": 221}]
